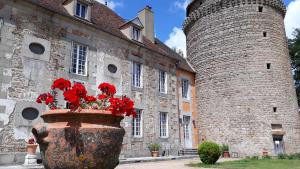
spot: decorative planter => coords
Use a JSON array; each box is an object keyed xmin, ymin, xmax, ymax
[
  {"xmin": 26, "ymin": 144, "xmax": 38, "ymax": 155},
  {"xmin": 223, "ymin": 151, "xmax": 230, "ymax": 158},
  {"xmin": 32, "ymin": 109, "xmax": 125, "ymax": 169},
  {"xmin": 262, "ymin": 150, "xmax": 268, "ymax": 157},
  {"xmin": 151, "ymin": 151, "xmax": 159, "ymax": 157}
]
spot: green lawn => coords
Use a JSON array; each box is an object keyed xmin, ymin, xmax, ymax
[{"xmin": 189, "ymin": 159, "xmax": 300, "ymax": 169}]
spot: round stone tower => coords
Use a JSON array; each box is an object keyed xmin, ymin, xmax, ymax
[{"xmin": 184, "ymin": 0, "xmax": 300, "ymax": 156}]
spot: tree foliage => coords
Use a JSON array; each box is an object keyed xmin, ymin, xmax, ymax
[{"xmin": 289, "ymin": 29, "xmax": 300, "ymax": 106}]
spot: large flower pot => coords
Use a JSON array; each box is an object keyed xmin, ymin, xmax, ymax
[
  {"xmin": 32, "ymin": 109, "xmax": 125, "ymax": 169},
  {"xmin": 26, "ymin": 144, "xmax": 38, "ymax": 155},
  {"xmin": 223, "ymin": 151, "xmax": 230, "ymax": 158},
  {"xmin": 151, "ymin": 151, "xmax": 159, "ymax": 157}
]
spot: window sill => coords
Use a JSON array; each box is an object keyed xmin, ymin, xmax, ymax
[
  {"xmin": 74, "ymin": 15, "xmax": 91, "ymax": 23},
  {"xmin": 131, "ymin": 137, "xmax": 143, "ymax": 142},
  {"xmin": 158, "ymin": 92, "xmax": 168, "ymax": 98},
  {"xmin": 182, "ymin": 98, "xmax": 191, "ymax": 102},
  {"xmin": 131, "ymin": 86, "xmax": 143, "ymax": 92}
]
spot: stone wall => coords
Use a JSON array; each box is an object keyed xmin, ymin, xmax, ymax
[
  {"xmin": 185, "ymin": 0, "xmax": 300, "ymax": 156},
  {"xmin": 0, "ymin": 0, "xmax": 181, "ymax": 161}
]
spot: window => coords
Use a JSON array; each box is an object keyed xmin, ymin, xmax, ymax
[
  {"xmin": 108, "ymin": 64, "xmax": 118, "ymax": 73},
  {"xmin": 258, "ymin": 6, "xmax": 263, "ymax": 12},
  {"xmin": 133, "ymin": 27, "xmax": 140, "ymax": 41},
  {"xmin": 159, "ymin": 70, "xmax": 167, "ymax": 94},
  {"xmin": 182, "ymin": 79, "xmax": 189, "ymax": 99},
  {"xmin": 160, "ymin": 112, "xmax": 168, "ymax": 138},
  {"xmin": 132, "ymin": 109, "xmax": 143, "ymax": 137},
  {"xmin": 273, "ymin": 107, "xmax": 277, "ymax": 113},
  {"xmin": 267, "ymin": 63, "xmax": 271, "ymax": 69},
  {"xmin": 263, "ymin": 32, "xmax": 267, "ymax": 37},
  {"xmin": 72, "ymin": 43, "xmax": 87, "ymax": 75},
  {"xmin": 132, "ymin": 62, "xmax": 142, "ymax": 88},
  {"xmin": 75, "ymin": 2, "xmax": 87, "ymax": 19},
  {"xmin": 22, "ymin": 108, "xmax": 39, "ymax": 120},
  {"xmin": 29, "ymin": 43, "xmax": 45, "ymax": 55}
]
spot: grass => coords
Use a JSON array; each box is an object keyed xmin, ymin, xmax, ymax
[{"xmin": 188, "ymin": 159, "xmax": 300, "ymax": 169}]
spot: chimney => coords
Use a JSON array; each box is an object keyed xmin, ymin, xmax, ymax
[{"xmin": 138, "ymin": 5, "xmax": 155, "ymax": 43}]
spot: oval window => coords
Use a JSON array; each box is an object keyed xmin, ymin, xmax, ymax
[
  {"xmin": 22, "ymin": 108, "xmax": 39, "ymax": 120},
  {"xmin": 108, "ymin": 64, "xmax": 117, "ymax": 73},
  {"xmin": 29, "ymin": 43, "xmax": 45, "ymax": 55}
]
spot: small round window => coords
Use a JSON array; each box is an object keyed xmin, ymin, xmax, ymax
[
  {"xmin": 29, "ymin": 43, "xmax": 45, "ymax": 55},
  {"xmin": 22, "ymin": 108, "xmax": 39, "ymax": 120},
  {"xmin": 108, "ymin": 64, "xmax": 117, "ymax": 73}
]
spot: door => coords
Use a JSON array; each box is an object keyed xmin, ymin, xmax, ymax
[
  {"xmin": 183, "ymin": 115, "xmax": 192, "ymax": 148},
  {"xmin": 273, "ymin": 135, "xmax": 284, "ymax": 155}
]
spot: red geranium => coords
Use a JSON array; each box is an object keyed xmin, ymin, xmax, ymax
[
  {"xmin": 98, "ymin": 83, "xmax": 116, "ymax": 96},
  {"xmin": 85, "ymin": 95, "xmax": 97, "ymax": 103},
  {"xmin": 28, "ymin": 138, "xmax": 35, "ymax": 144},
  {"xmin": 37, "ymin": 78, "xmax": 136, "ymax": 117},
  {"xmin": 51, "ymin": 78, "xmax": 71, "ymax": 91}
]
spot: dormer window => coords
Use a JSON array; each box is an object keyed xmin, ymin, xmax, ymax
[
  {"xmin": 133, "ymin": 27, "xmax": 141, "ymax": 41},
  {"xmin": 76, "ymin": 2, "xmax": 88, "ymax": 19}
]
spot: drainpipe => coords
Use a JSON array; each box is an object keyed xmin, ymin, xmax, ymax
[{"xmin": 175, "ymin": 61, "xmax": 183, "ymax": 155}]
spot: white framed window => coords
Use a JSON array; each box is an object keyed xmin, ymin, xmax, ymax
[
  {"xmin": 132, "ymin": 109, "xmax": 143, "ymax": 137},
  {"xmin": 133, "ymin": 27, "xmax": 140, "ymax": 41},
  {"xmin": 71, "ymin": 43, "xmax": 88, "ymax": 76},
  {"xmin": 160, "ymin": 112, "xmax": 168, "ymax": 138},
  {"xmin": 182, "ymin": 79, "xmax": 189, "ymax": 99},
  {"xmin": 159, "ymin": 70, "xmax": 167, "ymax": 94},
  {"xmin": 132, "ymin": 62, "xmax": 142, "ymax": 88},
  {"xmin": 75, "ymin": 2, "xmax": 88, "ymax": 19}
]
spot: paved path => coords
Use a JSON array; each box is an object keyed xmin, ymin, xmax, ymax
[{"xmin": 117, "ymin": 158, "xmax": 204, "ymax": 169}]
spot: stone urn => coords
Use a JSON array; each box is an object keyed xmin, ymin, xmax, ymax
[
  {"xmin": 151, "ymin": 151, "xmax": 159, "ymax": 157},
  {"xmin": 26, "ymin": 144, "xmax": 38, "ymax": 155},
  {"xmin": 32, "ymin": 109, "xmax": 125, "ymax": 169}
]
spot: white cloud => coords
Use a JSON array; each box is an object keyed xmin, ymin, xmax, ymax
[
  {"xmin": 173, "ymin": 0, "xmax": 191, "ymax": 11},
  {"xmin": 284, "ymin": 0, "xmax": 300, "ymax": 39},
  {"xmin": 165, "ymin": 27, "xmax": 187, "ymax": 57},
  {"xmin": 96, "ymin": 0, "xmax": 123, "ymax": 10}
]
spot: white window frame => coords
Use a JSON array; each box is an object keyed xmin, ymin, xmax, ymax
[
  {"xmin": 75, "ymin": 1, "xmax": 88, "ymax": 19},
  {"xmin": 159, "ymin": 70, "xmax": 167, "ymax": 94},
  {"xmin": 132, "ymin": 61, "xmax": 142, "ymax": 88},
  {"xmin": 159, "ymin": 112, "xmax": 168, "ymax": 138},
  {"xmin": 71, "ymin": 42, "xmax": 88, "ymax": 76},
  {"xmin": 132, "ymin": 27, "xmax": 140, "ymax": 41},
  {"xmin": 182, "ymin": 78, "xmax": 190, "ymax": 100},
  {"xmin": 132, "ymin": 109, "xmax": 143, "ymax": 138}
]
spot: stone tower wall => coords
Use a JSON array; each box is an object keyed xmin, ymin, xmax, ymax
[{"xmin": 184, "ymin": 0, "xmax": 300, "ymax": 156}]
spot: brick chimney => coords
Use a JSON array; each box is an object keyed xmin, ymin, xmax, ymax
[{"xmin": 138, "ymin": 5, "xmax": 155, "ymax": 43}]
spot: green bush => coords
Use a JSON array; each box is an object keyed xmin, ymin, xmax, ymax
[
  {"xmin": 198, "ymin": 141, "xmax": 221, "ymax": 164},
  {"xmin": 220, "ymin": 144, "xmax": 229, "ymax": 153},
  {"xmin": 148, "ymin": 143, "xmax": 160, "ymax": 151},
  {"xmin": 278, "ymin": 153, "xmax": 288, "ymax": 159},
  {"xmin": 262, "ymin": 155, "xmax": 271, "ymax": 159},
  {"xmin": 250, "ymin": 156, "xmax": 259, "ymax": 160}
]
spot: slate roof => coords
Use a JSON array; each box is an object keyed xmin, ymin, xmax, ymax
[{"xmin": 24, "ymin": 0, "xmax": 194, "ymax": 72}]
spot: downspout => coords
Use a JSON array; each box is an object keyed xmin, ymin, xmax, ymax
[{"xmin": 175, "ymin": 61, "xmax": 182, "ymax": 155}]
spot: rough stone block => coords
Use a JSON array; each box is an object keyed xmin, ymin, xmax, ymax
[{"xmin": 0, "ymin": 153, "xmax": 15, "ymax": 165}]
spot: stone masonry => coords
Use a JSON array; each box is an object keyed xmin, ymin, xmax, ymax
[
  {"xmin": 184, "ymin": 0, "xmax": 300, "ymax": 156},
  {"xmin": 0, "ymin": 0, "xmax": 188, "ymax": 164}
]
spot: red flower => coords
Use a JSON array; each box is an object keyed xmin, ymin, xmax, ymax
[
  {"xmin": 36, "ymin": 93, "xmax": 54, "ymax": 105},
  {"xmin": 63, "ymin": 90, "xmax": 80, "ymax": 107},
  {"xmin": 51, "ymin": 78, "xmax": 71, "ymax": 91},
  {"xmin": 108, "ymin": 96, "xmax": 136, "ymax": 117},
  {"xmin": 28, "ymin": 138, "xmax": 35, "ymax": 144},
  {"xmin": 73, "ymin": 83, "xmax": 87, "ymax": 98},
  {"xmin": 85, "ymin": 95, "xmax": 97, "ymax": 103},
  {"xmin": 98, "ymin": 83, "xmax": 116, "ymax": 96},
  {"xmin": 45, "ymin": 94, "xmax": 54, "ymax": 105},
  {"xmin": 98, "ymin": 94, "xmax": 108, "ymax": 100}
]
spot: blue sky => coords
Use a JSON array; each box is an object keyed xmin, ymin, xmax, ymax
[{"xmin": 98, "ymin": 0, "xmax": 300, "ymax": 56}]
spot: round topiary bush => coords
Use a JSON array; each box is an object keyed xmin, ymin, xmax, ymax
[{"xmin": 198, "ymin": 141, "xmax": 221, "ymax": 164}]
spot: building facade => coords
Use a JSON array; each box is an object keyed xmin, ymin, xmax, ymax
[
  {"xmin": 184, "ymin": 0, "xmax": 300, "ymax": 156},
  {"xmin": 0, "ymin": 0, "xmax": 197, "ymax": 164}
]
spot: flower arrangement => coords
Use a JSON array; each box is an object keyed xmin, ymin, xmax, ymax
[
  {"xmin": 36, "ymin": 78, "xmax": 136, "ymax": 117},
  {"xmin": 28, "ymin": 138, "xmax": 36, "ymax": 144}
]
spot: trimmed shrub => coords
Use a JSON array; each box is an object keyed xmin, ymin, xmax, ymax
[
  {"xmin": 278, "ymin": 153, "xmax": 288, "ymax": 159},
  {"xmin": 198, "ymin": 141, "xmax": 221, "ymax": 164}
]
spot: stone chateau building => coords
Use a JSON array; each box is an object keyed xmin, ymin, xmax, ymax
[
  {"xmin": 0, "ymin": 0, "xmax": 199, "ymax": 165},
  {"xmin": 184, "ymin": 0, "xmax": 300, "ymax": 156},
  {"xmin": 0, "ymin": 0, "xmax": 299, "ymax": 165}
]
